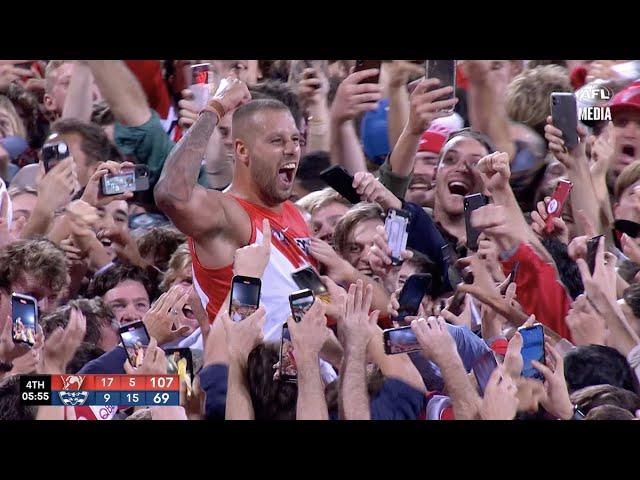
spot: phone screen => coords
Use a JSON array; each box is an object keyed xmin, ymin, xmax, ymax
[
  {"xmin": 120, "ymin": 322, "xmax": 151, "ymax": 368},
  {"xmin": 427, "ymin": 60, "xmax": 456, "ymax": 108},
  {"xmin": 384, "ymin": 326, "xmax": 421, "ymax": 355},
  {"xmin": 520, "ymin": 325, "xmax": 545, "ymax": 380},
  {"xmin": 165, "ymin": 348, "xmax": 194, "ymax": 393},
  {"xmin": 12, "ymin": 295, "xmax": 37, "ymax": 346},
  {"xmin": 396, "ymin": 274, "xmax": 431, "ymax": 322},
  {"xmin": 385, "ymin": 209, "xmax": 410, "ymax": 265},
  {"xmin": 473, "ymin": 350, "xmax": 499, "ymax": 396},
  {"xmin": 103, "ymin": 171, "xmax": 136, "ymax": 195},
  {"xmin": 230, "ymin": 278, "xmax": 261, "ymax": 322},
  {"xmin": 290, "ymin": 293, "xmax": 314, "ymax": 323},
  {"xmin": 280, "ymin": 324, "xmax": 298, "ymax": 382}
]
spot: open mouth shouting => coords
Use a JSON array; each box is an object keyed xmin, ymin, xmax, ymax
[
  {"xmin": 277, "ymin": 162, "xmax": 297, "ymax": 187},
  {"xmin": 447, "ymin": 177, "xmax": 472, "ymax": 197},
  {"xmin": 619, "ymin": 144, "xmax": 638, "ymax": 166}
]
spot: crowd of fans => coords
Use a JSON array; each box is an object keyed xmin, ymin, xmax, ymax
[{"xmin": 1, "ymin": 59, "xmax": 640, "ymax": 420}]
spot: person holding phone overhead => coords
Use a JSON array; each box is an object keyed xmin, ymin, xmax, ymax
[{"xmin": 155, "ymin": 77, "xmax": 321, "ymax": 341}]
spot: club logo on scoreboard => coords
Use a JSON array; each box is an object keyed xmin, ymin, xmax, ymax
[{"xmin": 59, "ymin": 375, "xmax": 89, "ymax": 406}]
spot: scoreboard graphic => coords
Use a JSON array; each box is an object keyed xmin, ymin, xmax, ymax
[{"xmin": 20, "ymin": 375, "xmax": 180, "ymax": 407}]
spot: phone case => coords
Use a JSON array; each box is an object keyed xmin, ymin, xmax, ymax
[
  {"xmin": 354, "ymin": 60, "xmax": 381, "ymax": 83},
  {"xmin": 551, "ymin": 93, "xmax": 579, "ymax": 150},
  {"xmin": 395, "ymin": 274, "xmax": 431, "ymax": 321},
  {"xmin": 464, "ymin": 193, "xmax": 488, "ymax": 251},
  {"xmin": 319, "ymin": 165, "xmax": 361, "ymax": 204},
  {"xmin": 426, "ymin": 60, "xmax": 456, "ymax": 112},
  {"xmin": 545, "ymin": 180, "xmax": 573, "ymax": 233},
  {"xmin": 587, "ymin": 235, "xmax": 603, "ymax": 275},
  {"xmin": 229, "ymin": 275, "xmax": 262, "ymax": 322},
  {"xmin": 385, "ymin": 209, "xmax": 411, "ymax": 266}
]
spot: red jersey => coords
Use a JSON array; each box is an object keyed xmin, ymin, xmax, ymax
[{"xmin": 189, "ymin": 196, "xmax": 316, "ymax": 342}]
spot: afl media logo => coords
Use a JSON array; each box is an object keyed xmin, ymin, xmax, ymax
[{"xmin": 577, "ymin": 84, "xmax": 613, "ymax": 122}]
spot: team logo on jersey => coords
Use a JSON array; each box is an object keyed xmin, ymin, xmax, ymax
[
  {"xmin": 295, "ymin": 237, "xmax": 311, "ymax": 256},
  {"xmin": 273, "ymin": 229, "xmax": 289, "ymax": 245}
]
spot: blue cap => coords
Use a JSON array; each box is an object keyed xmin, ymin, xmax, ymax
[
  {"xmin": 0, "ymin": 136, "xmax": 29, "ymax": 160},
  {"xmin": 360, "ymin": 98, "xmax": 390, "ymax": 165}
]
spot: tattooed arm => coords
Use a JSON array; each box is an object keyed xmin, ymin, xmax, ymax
[{"xmin": 154, "ymin": 78, "xmax": 251, "ymax": 238}]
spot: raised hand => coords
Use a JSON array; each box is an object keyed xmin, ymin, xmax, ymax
[
  {"xmin": 38, "ymin": 308, "xmax": 86, "ymax": 374},
  {"xmin": 410, "ymin": 316, "xmax": 458, "ymax": 365},
  {"xmin": 339, "ymin": 280, "xmax": 379, "ymax": 353},
  {"xmin": 81, "ymin": 161, "xmax": 135, "ymax": 208},
  {"xmin": 565, "ymin": 294, "xmax": 606, "ymax": 346},
  {"xmin": 406, "ymin": 77, "xmax": 458, "ymax": 135},
  {"xmin": 330, "ymin": 69, "xmax": 383, "ymax": 124},
  {"xmin": 123, "ymin": 337, "xmax": 167, "ymax": 375},
  {"xmin": 143, "ymin": 286, "xmax": 193, "ymax": 346},
  {"xmin": 352, "ymin": 172, "xmax": 402, "ymax": 210},
  {"xmin": 530, "ymin": 197, "xmax": 570, "ymax": 244},
  {"xmin": 222, "ymin": 306, "xmax": 266, "ymax": 367},
  {"xmin": 287, "ymin": 299, "xmax": 331, "ymax": 360},
  {"xmin": 207, "ymin": 76, "xmax": 252, "ymax": 119},
  {"xmin": 233, "ymin": 219, "xmax": 271, "ymax": 278},
  {"xmin": 479, "ymin": 366, "xmax": 519, "ymax": 420},
  {"xmin": 477, "ymin": 151, "xmax": 511, "ymax": 193},
  {"xmin": 531, "ymin": 341, "xmax": 573, "ymax": 420}
]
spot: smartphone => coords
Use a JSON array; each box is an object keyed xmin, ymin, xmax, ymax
[
  {"xmin": 587, "ymin": 235, "xmax": 604, "ymax": 275},
  {"xmin": 385, "ymin": 209, "xmax": 411, "ymax": 266},
  {"xmin": 510, "ymin": 261, "xmax": 521, "ymax": 284},
  {"xmin": 518, "ymin": 323, "xmax": 545, "ymax": 380},
  {"xmin": 395, "ymin": 274, "xmax": 432, "ymax": 323},
  {"xmin": 291, "ymin": 266, "xmax": 330, "ymax": 303},
  {"xmin": 164, "ymin": 348, "xmax": 194, "ymax": 393},
  {"xmin": 545, "ymin": 180, "xmax": 573, "ymax": 233},
  {"xmin": 426, "ymin": 60, "xmax": 456, "ymax": 112},
  {"xmin": 550, "ymin": 92, "xmax": 579, "ymax": 151},
  {"xmin": 289, "ymin": 289, "xmax": 315, "ymax": 323},
  {"xmin": 288, "ymin": 60, "xmax": 328, "ymax": 86},
  {"xmin": 383, "ymin": 326, "xmax": 421, "ymax": 355},
  {"xmin": 41, "ymin": 137, "xmax": 70, "ymax": 173},
  {"xmin": 354, "ymin": 60, "xmax": 382, "ymax": 84},
  {"xmin": 613, "ymin": 219, "xmax": 640, "ymax": 250},
  {"xmin": 189, "ymin": 63, "xmax": 212, "ymax": 110},
  {"xmin": 319, "ymin": 165, "xmax": 361, "ymax": 204},
  {"xmin": 279, "ymin": 323, "xmax": 298, "ymax": 383},
  {"xmin": 473, "ymin": 350, "xmax": 499, "ymax": 396},
  {"xmin": 229, "ymin": 275, "xmax": 261, "ymax": 322},
  {"xmin": 11, "ymin": 293, "xmax": 38, "ymax": 347},
  {"xmin": 441, "ymin": 244, "xmax": 462, "ymax": 290},
  {"xmin": 119, "ymin": 321, "xmax": 151, "ymax": 368},
  {"xmin": 100, "ymin": 165, "xmax": 150, "ymax": 196},
  {"xmin": 464, "ymin": 193, "xmax": 488, "ymax": 251}
]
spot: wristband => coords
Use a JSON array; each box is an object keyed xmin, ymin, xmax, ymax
[{"xmin": 202, "ymin": 99, "xmax": 226, "ymax": 122}]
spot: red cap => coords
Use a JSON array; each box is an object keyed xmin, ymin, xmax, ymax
[
  {"xmin": 418, "ymin": 130, "xmax": 447, "ymax": 154},
  {"xmin": 607, "ymin": 81, "xmax": 640, "ymax": 117}
]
